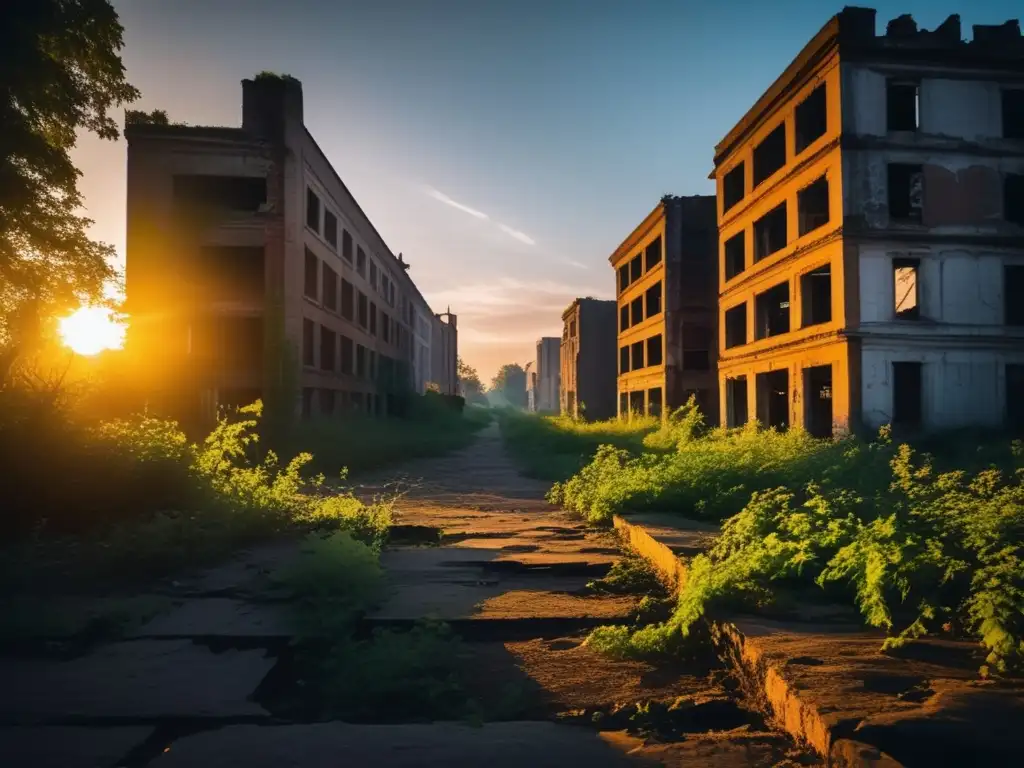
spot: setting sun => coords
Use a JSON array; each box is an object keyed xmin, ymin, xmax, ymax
[{"xmin": 58, "ymin": 307, "xmax": 127, "ymax": 356}]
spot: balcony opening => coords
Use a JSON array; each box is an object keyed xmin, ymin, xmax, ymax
[
  {"xmin": 320, "ymin": 326, "xmax": 336, "ymax": 372},
  {"xmin": 724, "ymin": 304, "xmax": 747, "ymax": 349},
  {"xmin": 629, "ymin": 254, "xmax": 642, "ymax": 283},
  {"xmin": 647, "ymin": 387, "xmax": 663, "ymax": 418},
  {"xmin": 795, "ymin": 83, "xmax": 827, "ymax": 154},
  {"xmin": 631, "ymin": 341, "xmax": 644, "ymax": 371},
  {"xmin": 342, "ymin": 230, "xmax": 353, "ymax": 262},
  {"xmin": 303, "ymin": 248, "xmax": 318, "ymax": 300},
  {"xmin": 724, "ymin": 231, "xmax": 745, "ymax": 280},
  {"xmin": 1006, "ymin": 266, "xmax": 1024, "ymax": 325},
  {"xmin": 199, "ymin": 245, "xmax": 264, "ymax": 302},
  {"xmin": 173, "ymin": 175, "xmax": 267, "ymax": 214},
  {"xmin": 1006, "ymin": 173, "xmax": 1024, "ymax": 226},
  {"xmin": 754, "ymin": 202, "xmax": 787, "ymax": 261},
  {"xmin": 645, "ymin": 282, "xmax": 662, "ymax": 317},
  {"xmin": 302, "ymin": 318, "xmax": 314, "ymax": 366},
  {"xmin": 324, "ymin": 210, "xmax": 338, "ymax": 248},
  {"xmin": 1008, "ymin": 365, "xmax": 1024, "ymax": 431},
  {"xmin": 726, "ymin": 376, "xmax": 748, "ymax": 427},
  {"xmin": 756, "ymin": 369, "xmax": 789, "ymax": 431},
  {"xmin": 804, "ymin": 364, "xmax": 833, "ymax": 438},
  {"xmin": 618, "ymin": 265, "xmax": 629, "ymax": 293},
  {"xmin": 682, "ymin": 325, "xmax": 710, "ymax": 370},
  {"xmin": 753, "ymin": 124, "xmax": 786, "ymax": 187},
  {"xmin": 887, "ymin": 79, "xmax": 919, "ymax": 131},
  {"xmin": 801, "ymin": 265, "xmax": 832, "ymax": 327},
  {"xmin": 894, "ymin": 258, "xmax": 920, "ymax": 320},
  {"xmin": 723, "ymin": 163, "xmax": 745, "ymax": 212},
  {"xmin": 798, "ymin": 176, "xmax": 830, "ymax": 236},
  {"xmin": 322, "ymin": 263, "xmax": 338, "ymax": 311},
  {"xmin": 646, "ymin": 334, "xmax": 663, "ymax": 366},
  {"xmin": 755, "ymin": 282, "xmax": 790, "ymax": 340},
  {"xmin": 645, "ymin": 236, "xmax": 662, "ymax": 271},
  {"xmin": 1004, "ymin": 89, "xmax": 1024, "ymax": 140},
  {"xmin": 630, "ymin": 296, "xmax": 643, "ymax": 326},
  {"xmin": 888, "ymin": 164, "xmax": 923, "ymax": 222},
  {"xmin": 306, "ymin": 188, "xmax": 321, "ymax": 231},
  {"xmin": 629, "ymin": 390, "xmax": 645, "ymax": 417},
  {"xmin": 341, "ymin": 279, "xmax": 354, "ymax": 321},
  {"xmin": 892, "ymin": 362, "xmax": 922, "ymax": 428},
  {"xmin": 619, "ymin": 346, "xmax": 630, "ymax": 374},
  {"xmin": 340, "ymin": 335, "xmax": 354, "ymax": 375}
]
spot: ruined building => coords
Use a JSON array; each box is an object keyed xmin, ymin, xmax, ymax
[
  {"xmin": 124, "ymin": 76, "xmax": 457, "ymax": 426},
  {"xmin": 611, "ymin": 196, "xmax": 719, "ymax": 421},
  {"xmin": 714, "ymin": 7, "xmax": 1024, "ymax": 435},
  {"xmin": 533, "ymin": 337, "xmax": 561, "ymax": 414},
  {"xmin": 560, "ymin": 298, "xmax": 617, "ymax": 420}
]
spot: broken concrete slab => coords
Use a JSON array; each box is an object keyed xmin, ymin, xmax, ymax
[
  {"xmin": 0, "ymin": 726, "xmax": 153, "ymax": 768},
  {"xmin": 130, "ymin": 599, "xmax": 294, "ymax": 639},
  {"xmin": 0, "ymin": 640, "xmax": 272, "ymax": 721},
  {"xmin": 170, "ymin": 540, "xmax": 303, "ymax": 596},
  {"xmin": 0, "ymin": 595, "xmax": 170, "ymax": 642}
]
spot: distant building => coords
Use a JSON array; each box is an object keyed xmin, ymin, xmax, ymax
[
  {"xmin": 610, "ymin": 196, "xmax": 719, "ymax": 421},
  {"xmin": 535, "ymin": 337, "xmax": 561, "ymax": 413},
  {"xmin": 560, "ymin": 298, "xmax": 617, "ymax": 420},
  {"xmin": 525, "ymin": 360, "xmax": 538, "ymax": 412},
  {"xmin": 430, "ymin": 309, "xmax": 458, "ymax": 396}
]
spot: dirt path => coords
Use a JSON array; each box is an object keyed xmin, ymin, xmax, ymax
[{"xmin": 0, "ymin": 424, "xmax": 816, "ymax": 767}]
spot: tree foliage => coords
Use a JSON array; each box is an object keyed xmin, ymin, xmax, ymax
[
  {"xmin": 456, "ymin": 356, "xmax": 486, "ymax": 405},
  {"xmin": 0, "ymin": 0, "xmax": 139, "ymax": 345},
  {"xmin": 490, "ymin": 363, "xmax": 527, "ymax": 409}
]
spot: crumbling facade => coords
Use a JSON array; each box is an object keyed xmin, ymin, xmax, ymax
[
  {"xmin": 560, "ymin": 298, "xmax": 617, "ymax": 420},
  {"xmin": 714, "ymin": 7, "xmax": 1024, "ymax": 435},
  {"xmin": 124, "ymin": 76, "xmax": 456, "ymax": 425},
  {"xmin": 611, "ymin": 196, "xmax": 719, "ymax": 421}
]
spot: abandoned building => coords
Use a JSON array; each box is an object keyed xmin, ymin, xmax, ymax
[
  {"xmin": 124, "ymin": 75, "xmax": 457, "ymax": 425},
  {"xmin": 560, "ymin": 298, "xmax": 617, "ymax": 420},
  {"xmin": 531, "ymin": 337, "xmax": 561, "ymax": 414},
  {"xmin": 714, "ymin": 7, "xmax": 1024, "ymax": 436},
  {"xmin": 611, "ymin": 196, "xmax": 719, "ymax": 421}
]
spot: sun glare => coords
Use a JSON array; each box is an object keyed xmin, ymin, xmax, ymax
[{"xmin": 58, "ymin": 307, "xmax": 127, "ymax": 356}]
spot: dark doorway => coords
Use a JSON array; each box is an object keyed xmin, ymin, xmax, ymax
[
  {"xmin": 726, "ymin": 376, "xmax": 748, "ymax": 427},
  {"xmin": 892, "ymin": 362, "xmax": 923, "ymax": 428},
  {"xmin": 629, "ymin": 390, "xmax": 645, "ymax": 417},
  {"xmin": 804, "ymin": 365, "xmax": 833, "ymax": 437},
  {"xmin": 756, "ymin": 369, "xmax": 789, "ymax": 431}
]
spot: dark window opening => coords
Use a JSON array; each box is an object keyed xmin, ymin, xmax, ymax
[
  {"xmin": 724, "ymin": 232, "xmax": 745, "ymax": 280},
  {"xmin": 221, "ymin": 317, "xmax": 263, "ymax": 373},
  {"xmin": 629, "ymin": 390, "xmax": 645, "ymax": 416},
  {"xmin": 357, "ymin": 246, "xmax": 366, "ymax": 275},
  {"xmin": 320, "ymin": 326, "xmax": 336, "ymax": 372},
  {"xmin": 682, "ymin": 350, "xmax": 709, "ymax": 370},
  {"xmin": 618, "ymin": 265, "xmax": 629, "ymax": 294},
  {"xmin": 620, "ymin": 305, "xmax": 629, "ymax": 332},
  {"xmin": 804, "ymin": 365, "xmax": 833, "ymax": 438},
  {"xmin": 892, "ymin": 362, "xmax": 922, "ymax": 427},
  {"xmin": 645, "ymin": 282, "xmax": 662, "ymax": 317},
  {"xmin": 1004, "ymin": 89, "xmax": 1024, "ymax": 140},
  {"xmin": 197, "ymin": 245, "xmax": 264, "ymax": 302},
  {"xmin": 726, "ymin": 376, "xmax": 748, "ymax": 427},
  {"xmin": 369, "ymin": 301, "xmax": 377, "ymax": 335},
  {"xmin": 356, "ymin": 345, "xmax": 367, "ymax": 378},
  {"xmin": 320, "ymin": 388, "xmax": 335, "ymax": 416},
  {"xmin": 753, "ymin": 124, "xmax": 786, "ymax": 187},
  {"xmin": 647, "ymin": 387, "xmax": 663, "ymax": 417},
  {"xmin": 301, "ymin": 387, "xmax": 313, "ymax": 419},
  {"xmin": 303, "ymin": 248, "xmax": 318, "ymax": 300},
  {"xmin": 324, "ymin": 210, "xmax": 338, "ymax": 248},
  {"xmin": 756, "ymin": 369, "xmax": 789, "ymax": 431},
  {"xmin": 341, "ymin": 279, "xmax": 354, "ymax": 321},
  {"xmin": 1006, "ymin": 173, "xmax": 1024, "ymax": 225},
  {"xmin": 724, "ymin": 304, "xmax": 747, "ymax": 349},
  {"xmin": 306, "ymin": 188, "xmax": 321, "ymax": 231},
  {"xmin": 646, "ymin": 335, "xmax": 663, "ymax": 366},
  {"xmin": 382, "ymin": 311, "xmax": 391, "ymax": 342},
  {"xmin": 888, "ymin": 164, "xmax": 923, "ymax": 222},
  {"xmin": 754, "ymin": 202, "xmax": 787, "ymax": 261},
  {"xmin": 1006, "ymin": 266, "xmax": 1024, "ymax": 325},
  {"xmin": 894, "ymin": 257, "xmax": 920, "ymax": 320},
  {"xmin": 172, "ymin": 175, "xmax": 266, "ymax": 213},
  {"xmin": 302, "ymin": 318, "xmax": 314, "ymax": 367},
  {"xmin": 630, "ymin": 296, "xmax": 643, "ymax": 326},
  {"xmin": 619, "ymin": 346, "xmax": 630, "ymax": 374},
  {"xmin": 723, "ymin": 163, "xmax": 745, "ymax": 212},
  {"xmin": 340, "ymin": 335, "xmax": 354, "ymax": 375},
  {"xmin": 795, "ymin": 83, "xmax": 827, "ymax": 154},
  {"xmin": 1007, "ymin": 365, "xmax": 1024, "ymax": 431},
  {"xmin": 798, "ymin": 176, "xmax": 830, "ymax": 236},
  {"xmin": 682, "ymin": 325, "xmax": 711, "ymax": 371},
  {"xmin": 887, "ymin": 79, "xmax": 919, "ymax": 132},
  {"xmin": 631, "ymin": 341, "xmax": 644, "ymax": 371},
  {"xmin": 322, "ymin": 264, "xmax": 338, "ymax": 311},
  {"xmin": 801, "ymin": 265, "xmax": 832, "ymax": 327},
  {"xmin": 342, "ymin": 230, "xmax": 353, "ymax": 262},
  {"xmin": 569, "ymin": 320, "xmax": 577, "ymax": 337},
  {"xmin": 619, "ymin": 392, "xmax": 629, "ymax": 418},
  {"xmin": 358, "ymin": 292, "xmax": 368, "ymax": 328},
  {"xmin": 755, "ymin": 282, "xmax": 790, "ymax": 340},
  {"xmin": 645, "ymin": 237, "xmax": 662, "ymax": 271},
  {"xmin": 629, "ymin": 254, "xmax": 642, "ymax": 283}
]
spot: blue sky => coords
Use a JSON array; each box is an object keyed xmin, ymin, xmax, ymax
[{"xmin": 74, "ymin": 0, "xmax": 1019, "ymax": 380}]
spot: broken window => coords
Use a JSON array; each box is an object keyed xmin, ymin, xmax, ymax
[
  {"xmin": 795, "ymin": 83, "xmax": 827, "ymax": 154},
  {"xmin": 1006, "ymin": 265, "xmax": 1024, "ymax": 325},
  {"xmin": 619, "ymin": 346, "xmax": 630, "ymax": 374},
  {"xmin": 357, "ymin": 246, "xmax": 366, "ymax": 276},
  {"xmin": 798, "ymin": 176, "xmax": 830, "ymax": 236},
  {"xmin": 647, "ymin": 387, "xmax": 663, "ymax": 417},
  {"xmin": 340, "ymin": 335, "xmax": 354, "ymax": 375},
  {"xmin": 358, "ymin": 292, "xmax": 368, "ymax": 328},
  {"xmin": 619, "ymin": 392, "xmax": 629, "ymax": 418},
  {"xmin": 645, "ymin": 237, "xmax": 663, "ymax": 271},
  {"xmin": 645, "ymin": 282, "xmax": 662, "ymax": 318},
  {"xmin": 755, "ymin": 281, "xmax": 790, "ymax": 340},
  {"xmin": 723, "ymin": 163, "xmax": 745, "ymax": 212},
  {"xmin": 1004, "ymin": 89, "xmax": 1024, "ymax": 140},
  {"xmin": 646, "ymin": 335, "xmax": 663, "ymax": 366},
  {"xmin": 753, "ymin": 124, "xmax": 786, "ymax": 187},
  {"xmin": 886, "ymin": 79, "xmax": 919, "ymax": 131},
  {"xmin": 804, "ymin": 365, "xmax": 833, "ymax": 438},
  {"xmin": 302, "ymin": 318, "xmax": 315, "ymax": 367},
  {"xmin": 682, "ymin": 326, "xmax": 711, "ymax": 370},
  {"xmin": 726, "ymin": 376, "xmax": 748, "ymax": 427},
  {"xmin": 631, "ymin": 341, "xmax": 644, "ymax": 370},
  {"xmin": 304, "ymin": 248, "xmax": 318, "ymax": 300},
  {"xmin": 893, "ymin": 257, "xmax": 920, "ymax": 320},
  {"xmin": 630, "ymin": 296, "xmax": 643, "ymax": 326},
  {"xmin": 1006, "ymin": 173, "xmax": 1024, "ymax": 225},
  {"xmin": 888, "ymin": 164, "xmax": 923, "ymax": 222},
  {"xmin": 620, "ymin": 305, "xmax": 629, "ymax": 332},
  {"xmin": 800, "ymin": 265, "xmax": 832, "ymax": 327},
  {"xmin": 724, "ymin": 304, "xmax": 747, "ymax": 349},
  {"xmin": 754, "ymin": 202, "xmax": 787, "ymax": 261},
  {"xmin": 320, "ymin": 326, "xmax": 336, "ymax": 372},
  {"xmin": 724, "ymin": 232, "xmax": 745, "ymax": 280},
  {"xmin": 369, "ymin": 301, "xmax": 377, "ymax": 335},
  {"xmin": 172, "ymin": 175, "xmax": 266, "ymax": 213},
  {"xmin": 756, "ymin": 369, "xmax": 789, "ymax": 431},
  {"xmin": 306, "ymin": 188, "xmax": 321, "ymax": 231},
  {"xmin": 892, "ymin": 361, "xmax": 922, "ymax": 427},
  {"xmin": 341, "ymin": 279, "xmax": 354, "ymax": 321},
  {"xmin": 342, "ymin": 229, "xmax": 353, "ymax": 262},
  {"xmin": 322, "ymin": 264, "xmax": 338, "ymax": 311},
  {"xmin": 630, "ymin": 254, "xmax": 642, "ymax": 283},
  {"xmin": 618, "ymin": 265, "xmax": 629, "ymax": 294},
  {"xmin": 324, "ymin": 210, "xmax": 338, "ymax": 248},
  {"xmin": 1007, "ymin": 364, "xmax": 1024, "ymax": 431},
  {"xmin": 356, "ymin": 344, "xmax": 366, "ymax": 378}
]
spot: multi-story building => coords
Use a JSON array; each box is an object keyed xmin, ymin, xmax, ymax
[
  {"xmin": 714, "ymin": 7, "xmax": 1024, "ymax": 436},
  {"xmin": 124, "ymin": 75, "xmax": 456, "ymax": 426},
  {"xmin": 534, "ymin": 337, "xmax": 561, "ymax": 413},
  {"xmin": 560, "ymin": 298, "xmax": 617, "ymax": 420},
  {"xmin": 611, "ymin": 196, "xmax": 719, "ymax": 421}
]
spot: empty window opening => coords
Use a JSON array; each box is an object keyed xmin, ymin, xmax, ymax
[
  {"xmin": 631, "ymin": 341, "xmax": 645, "ymax": 370},
  {"xmin": 306, "ymin": 188, "xmax": 321, "ymax": 231},
  {"xmin": 894, "ymin": 258, "xmax": 920, "ymax": 320},
  {"xmin": 382, "ymin": 311, "xmax": 391, "ymax": 342},
  {"xmin": 369, "ymin": 301, "xmax": 377, "ymax": 335},
  {"xmin": 198, "ymin": 245, "xmax": 264, "ymax": 301},
  {"xmin": 795, "ymin": 83, "xmax": 827, "ymax": 154},
  {"xmin": 301, "ymin": 387, "xmax": 313, "ymax": 419},
  {"xmin": 645, "ymin": 282, "xmax": 662, "ymax": 317},
  {"xmin": 1007, "ymin": 365, "xmax": 1024, "ymax": 431},
  {"xmin": 324, "ymin": 210, "xmax": 338, "ymax": 248},
  {"xmin": 726, "ymin": 376, "xmax": 749, "ymax": 427},
  {"xmin": 724, "ymin": 304, "xmax": 747, "ymax": 349},
  {"xmin": 888, "ymin": 164, "xmax": 923, "ymax": 222},
  {"xmin": 646, "ymin": 334, "xmax": 663, "ymax": 366},
  {"xmin": 723, "ymin": 163, "xmax": 745, "ymax": 212},
  {"xmin": 629, "ymin": 390, "xmax": 645, "ymax": 417},
  {"xmin": 320, "ymin": 326, "xmax": 336, "ymax": 372},
  {"xmin": 618, "ymin": 265, "xmax": 629, "ymax": 294},
  {"xmin": 221, "ymin": 317, "xmax": 263, "ymax": 373},
  {"xmin": 1004, "ymin": 89, "xmax": 1024, "ymax": 140},
  {"xmin": 358, "ymin": 292, "xmax": 368, "ymax": 328},
  {"xmin": 724, "ymin": 232, "xmax": 745, "ymax": 280},
  {"xmin": 630, "ymin": 296, "xmax": 644, "ymax": 326},
  {"xmin": 754, "ymin": 202, "xmax": 787, "ymax": 261},
  {"xmin": 303, "ymin": 248, "xmax": 318, "ymax": 300},
  {"xmin": 682, "ymin": 325, "xmax": 711, "ymax": 371},
  {"xmin": 342, "ymin": 230, "xmax": 353, "ymax": 262},
  {"xmin": 172, "ymin": 175, "xmax": 267, "ymax": 213},
  {"xmin": 356, "ymin": 345, "xmax": 367, "ymax": 378},
  {"xmin": 302, "ymin": 318, "xmax": 314, "ymax": 367},
  {"xmin": 801, "ymin": 265, "xmax": 832, "ymax": 327},
  {"xmin": 1006, "ymin": 174, "xmax": 1024, "ymax": 226},
  {"xmin": 887, "ymin": 79, "xmax": 919, "ymax": 131},
  {"xmin": 892, "ymin": 361, "xmax": 922, "ymax": 428},
  {"xmin": 1006, "ymin": 266, "xmax": 1024, "ymax": 325},
  {"xmin": 755, "ymin": 282, "xmax": 791, "ymax": 340},
  {"xmin": 322, "ymin": 264, "xmax": 338, "ymax": 311},
  {"xmin": 798, "ymin": 176, "xmax": 830, "ymax": 236},
  {"xmin": 645, "ymin": 237, "xmax": 663, "ymax": 271},
  {"xmin": 619, "ymin": 346, "xmax": 630, "ymax": 374},
  {"xmin": 319, "ymin": 388, "xmax": 335, "ymax": 416},
  {"xmin": 356, "ymin": 247, "xmax": 366, "ymax": 276},
  {"xmin": 647, "ymin": 387, "xmax": 663, "ymax": 418},
  {"xmin": 341, "ymin": 279, "xmax": 354, "ymax": 321},
  {"xmin": 569, "ymin": 320, "xmax": 577, "ymax": 337},
  {"xmin": 756, "ymin": 369, "xmax": 789, "ymax": 431},
  {"xmin": 619, "ymin": 392, "xmax": 629, "ymax": 418},
  {"xmin": 629, "ymin": 254, "xmax": 643, "ymax": 283},
  {"xmin": 619, "ymin": 305, "xmax": 629, "ymax": 332},
  {"xmin": 340, "ymin": 335, "xmax": 354, "ymax": 375},
  {"xmin": 804, "ymin": 365, "xmax": 833, "ymax": 438},
  {"xmin": 753, "ymin": 124, "xmax": 786, "ymax": 187}
]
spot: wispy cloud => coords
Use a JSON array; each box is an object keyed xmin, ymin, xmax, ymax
[
  {"xmin": 497, "ymin": 224, "xmax": 536, "ymax": 246},
  {"xmin": 565, "ymin": 259, "xmax": 588, "ymax": 270},
  {"xmin": 427, "ymin": 188, "xmax": 489, "ymax": 220}
]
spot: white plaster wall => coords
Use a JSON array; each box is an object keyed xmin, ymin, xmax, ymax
[
  {"xmin": 842, "ymin": 66, "xmax": 887, "ymax": 137},
  {"xmin": 919, "ymin": 79, "xmax": 1001, "ymax": 140}
]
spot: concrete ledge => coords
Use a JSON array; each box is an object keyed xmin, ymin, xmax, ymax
[{"xmin": 611, "ymin": 513, "xmax": 715, "ymax": 590}]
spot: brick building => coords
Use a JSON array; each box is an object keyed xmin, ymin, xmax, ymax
[{"xmin": 560, "ymin": 298, "xmax": 617, "ymax": 420}]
